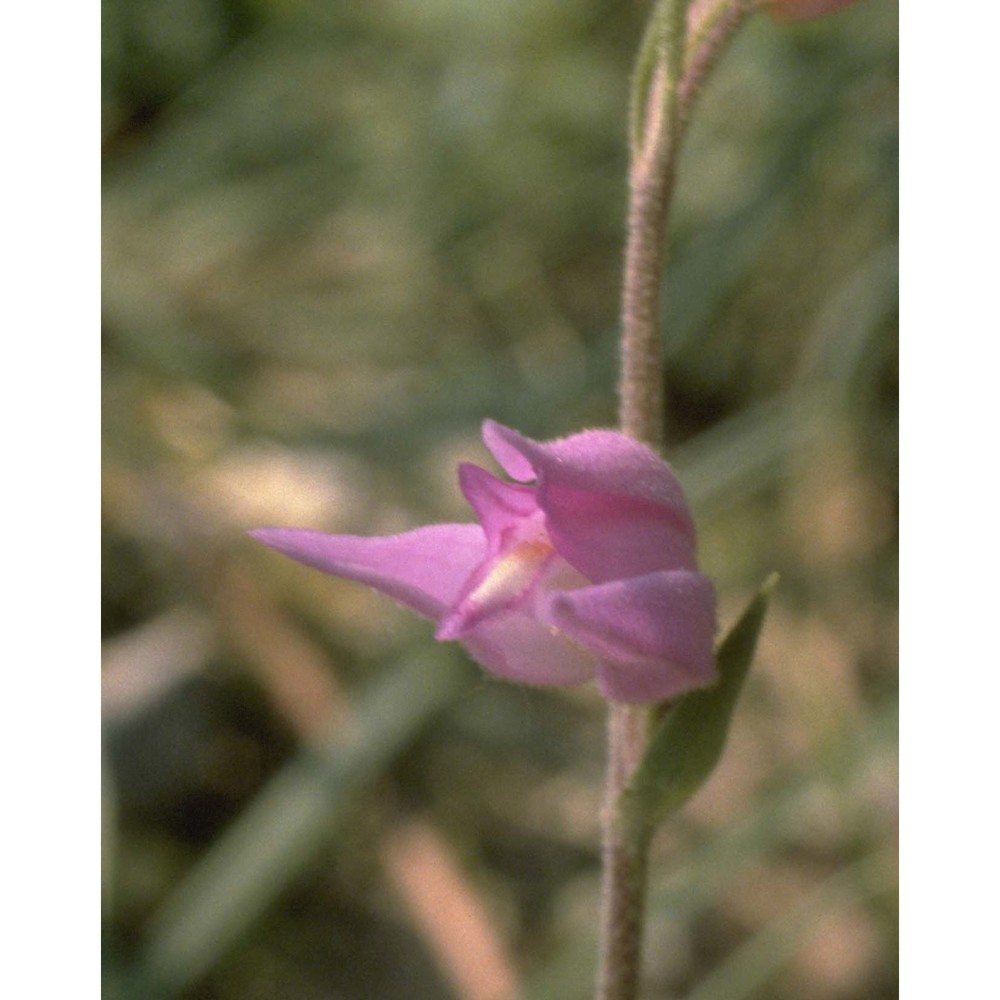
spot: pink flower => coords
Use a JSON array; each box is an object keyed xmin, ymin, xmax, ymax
[
  {"xmin": 251, "ymin": 421, "xmax": 716, "ymax": 703},
  {"xmin": 763, "ymin": 0, "xmax": 861, "ymax": 22}
]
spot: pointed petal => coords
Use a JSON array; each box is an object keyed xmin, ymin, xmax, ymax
[
  {"xmin": 457, "ymin": 463, "xmax": 538, "ymax": 553},
  {"xmin": 482, "ymin": 421, "xmax": 697, "ymax": 581},
  {"xmin": 481, "ymin": 420, "xmax": 536, "ymax": 481},
  {"xmin": 462, "ymin": 612, "xmax": 596, "ymax": 686},
  {"xmin": 542, "ymin": 570, "xmax": 716, "ymax": 703},
  {"xmin": 482, "ymin": 420, "xmax": 694, "ymax": 512},
  {"xmin": 250, "ymin": 525, "xmax": 486, "ymax": 620}
]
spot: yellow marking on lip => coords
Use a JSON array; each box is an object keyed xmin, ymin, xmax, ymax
[{"xmin": 467, "ymin": 538, "xmax": 554, "ymax": 609}]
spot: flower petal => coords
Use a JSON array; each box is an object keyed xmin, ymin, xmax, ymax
[
  {"xmin": 462, "ymin": 612, "xmax": 597, "ymax": 687},
  {"xmin": 480, "ymin": 421, "xmax": 537, "ymax": 481},
  {"xmin": 545, "ymin": 487, "xmax": 698, "ymax": 583},
  {"xmin": 482, "ymin": 421, "xmax": 697, "ymax": 582},
  {"xmin": 457, "ymin": 463, "xmax": 539, "ymax": 555},
  {"xmin": 250, "ymin": 525, "xmax": 486, "ymax": 620},
  {"xmin": 482, "ymin": 420, "xmax": 693, "ymax": 512},
  {"xmin": 542, "ymin": 570, "xmax": 716, "ymax": 703}
]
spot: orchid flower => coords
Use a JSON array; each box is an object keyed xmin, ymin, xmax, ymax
[{"xmin": 251, "ymin": 421, "xmax": 716, "ymax": 703}]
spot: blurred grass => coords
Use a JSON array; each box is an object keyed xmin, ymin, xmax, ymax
[{"xmin": 102, "ymin": 1, "xmax": 897, "ymax": 998}]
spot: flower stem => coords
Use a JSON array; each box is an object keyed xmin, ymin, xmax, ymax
[
  {"xmin": 595, "ymin": 703, "xmax": 651, "ymax": 1000},
  {"xmin": 603, "ymin": 3, "xmax": 686, "ymax": 993},
  {"xmin": 602, "ymin": 2, "xmax": 753, "ymax": 997},
  {"xmin": 618, "ymin": 2, "xmax": 686, "ymax": 448}
]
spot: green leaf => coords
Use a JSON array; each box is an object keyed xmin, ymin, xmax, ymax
[{"xmin": 619, "ymin": 573, "xmax": 778, "ymax": 842}]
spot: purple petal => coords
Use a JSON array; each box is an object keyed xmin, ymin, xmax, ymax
[
  {"xmin": 544, "ymin": 488, "xmax": 697, "ymax": 583},
  {"xmin": 542, "ymin": 570, "xmax": 716, "ymax": 703},
  {"xmin": 457, "ymin": 463, "xmax": 539, "ymax": 555},
  {"xmin": 481, "ymin": 421, "xmax": 536, "ymax": 481},
  {"xmin": 462, "ymin": 612, "xmax": 596, "ymax": 686},
  {"xmin": 482, "ymin": 421, "xmax": 698, "ymax": 582},
  {"xmin": 482, "ymin": 420, "xmax": 694, "ymax": 512},
  {"xmin": 250, "ymin": 524, "xmax": 486, "ymax": 620}
]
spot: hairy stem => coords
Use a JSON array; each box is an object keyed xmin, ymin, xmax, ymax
[
  {"xmin": 619, "ymin": 6, "xmax": 685, "ymax": 448},
  {"xmin": 596, "ymin": 704, "xmax": 651, "ymax": 1000},
  {"xmin": 601, "ymin": 3, "xmax": 753, "ymax": 998},
  {"xmin": 602, "ymin": 4, "xmax": 687, "ymax": 997}
]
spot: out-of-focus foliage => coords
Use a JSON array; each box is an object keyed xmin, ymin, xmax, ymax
[{"xmin": 102, "ymin": 0, "xmax": 897, "ymax": 997}]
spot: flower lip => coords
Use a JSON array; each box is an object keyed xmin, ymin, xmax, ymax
[{"xmin": 436, "ymin": 536, "xmax": 556, "ymax": 640}]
